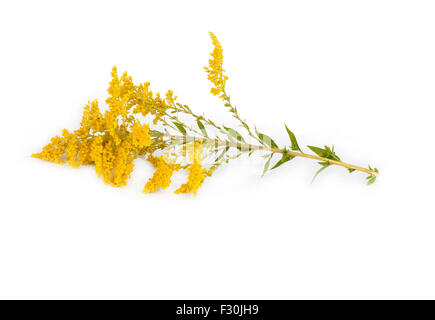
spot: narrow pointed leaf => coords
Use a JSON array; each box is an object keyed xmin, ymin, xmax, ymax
[
  {"xmin": 271, "ymin": 153, "xmax": 294, "ymax": 170},
  {"xmin": 262, "ymin": 154, "xmax": 273, "ymax": 177},
  {"xmin": 224, "ymin": 126, "xmax": 245, "ymax": 142},
  {"xmin": 308, "ymin": 145, "xmax": 326, "ymax": 157},
  {"xmin": 214, "ymin": 146, "xmax": 229, "ymax": 162},
  {"xmin": 257, "ymin": 133, "xmax": 278, "ymax": 149},
  {"xmin": 367, "ymin": 176, "xmax": 377, "ymax": 185},
  {"xmin": 173, "ymin": 122, "xmax": 186, "ymax": 135},
  {"xmin": 196, "ymin": 119, "xmax": 208, "ymax": 137},
  {"xmin": 311, "ymin": 165, "xmax": 329, "ymax": 183},
  {"xmin": 284, "ymin": 124, "xmax": 301, "ymax": 151}
]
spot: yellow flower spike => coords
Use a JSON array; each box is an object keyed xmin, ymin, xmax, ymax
[
  {"xmin": 107, "ymin": 66, "xmax": 121, "ymax": 100},
  {"xmin": 65, "ymin": 133, "xmax": 80, "ymax": 168},
  {"xmin": 89, "ymin": 100, "xmax": 105, "ymax": 133},
  {"xmin": 77, "ymin": 138, "xmax": 94, "ymax": 166},
  {"xmin": 151, "ymin": 92, "xmax": 170, "ymax": 125},
  {"xmin": 76, "ymin": 102, "xmax": 91, "ymax": 139},
  {"xmin": 174, "ymin": 163, "xmax": 208, "ymax": 196},
  {"xmin": 174, "ymin": 141, "xmax": 208, "ymax": 196},
  {"xmin": 101, "ymin": 140, "xmax": 116, "ymax": 184},
  {"xmin": 103, "ymin": 110, "xmax": 121, "ymax": 146},
  {"xmin": 112, "ymin": 140, "xmax": 134, "ymax": 187},
  {"xmin": 165, "ymin": 90, "xmax": 177, "ymax": 105},
  {"xmin": 32, "ymin": 134, "xmax": 68, "ymax": 164},
  {"xmin": 143, "ymin": 156, "xmax": 178, "ymax": 193},
  {"xmin": 90, "ymin": 136, "xmax": 104, "ymax": 177},
  {"xmin": 133, "ymin": 82, "xmax": 152, "ymax": 117},
  {"xmin": 204, "ymin": 32, "xmax": 228, "ymax": 98}
]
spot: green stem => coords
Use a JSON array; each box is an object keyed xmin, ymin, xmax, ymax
[{"xmin": 149, "ymin": 131, "xmax": 379, "ymax": 177}]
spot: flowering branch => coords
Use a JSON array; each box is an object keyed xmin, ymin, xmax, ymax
[{"xmin": 32, "ymin": 32, "xmax": 379, "ymax": 196}]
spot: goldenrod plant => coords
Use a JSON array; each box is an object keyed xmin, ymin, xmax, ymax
[{"xmin": 33, "ymin": 32, "xmax": 379, "ymax": 195}]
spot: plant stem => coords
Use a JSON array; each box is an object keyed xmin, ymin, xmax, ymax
[{"xmin": 150, "ymin": 131, "xmax": 379, "ymax": 177}]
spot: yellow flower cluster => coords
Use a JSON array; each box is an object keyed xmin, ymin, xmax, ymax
[
  {"xmin": 143, "ymin": 155, "xmax": 179, "ymax": 193},
  {"xmin": 175, "ymin": 142, "xmax": 213, "ymax": 196},
  {"xmin": 33, "ymin": 132, "xmax": 69, "ymax": 164},
  {"xmin": 33, "ymin": 66, "xmax": 214, "ymax": 195},
  {"xmin": 204, "ymin": 32, "xmax": 228, "ymax": 99},
  {"xmin": 33, "ymin": 67, "xmax": 155, "ymax": 187},
  {"xmin": 34, "ymin": 33, "xmax": 230, "ymax": 195}
]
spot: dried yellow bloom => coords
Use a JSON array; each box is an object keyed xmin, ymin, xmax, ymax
[
  {"xmin": 143, "ymin": 156, "xmax": 178, "ymax": 193},
  {"xmin": 204, "ymin": 32, "xmax": 228, "ymax": 99}
]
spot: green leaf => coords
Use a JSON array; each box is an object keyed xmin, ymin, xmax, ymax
[
  {"xmin": 284, "ymin": 124, "xmax": 301, "ymax": 151},
  {"xmin": 308, "ymin": 145, "xmax": 326, "ymax": 157},
  {"xmin": 348, "ymin": 168, "xmax": 356, "ymax": 173},
  {"xmin": 318, "ymin": 161, "xmax": 330, "ymax": 166},
  {"xmin": 311, "ymin": 165, "xmax": 329, "ymax": 183},
  {"xmin": 271, "ymin": 152, "xmax": 294, "ymax": 170},
  {"xmin": 368, "ymin": 166, "xmax": 379, "ymax": 175},
  {"xmin": 224, "ymin": 126, "xmax": 245, "ymax": 142},
  {"xmin": 257, "ymin": 132, "xmax": 278, "ymax": 149},
  {"xmin": 173, "ymin": 122, "xmax": 186, "ymax": 135},
  {"xmin": 367, "ymin": 176, "xmax": 377, "ymax": 185},
  {"xmin": 196, "ymin": 119, "xmax": 208, "ymax": 137},
  {"xmin": 308, "ymin": 145, "xmax": 340, "ymax": 161},
  {"xmin": 262, "ymin": 154, "xmax": 273, "ymax": 177},
  {"xmin": 324, "ymin": 145, "xmax": 340, "ymax": 160},
  {"xmin": 214, "ymin": 146, "xmax": 229, "ymax": 162}
]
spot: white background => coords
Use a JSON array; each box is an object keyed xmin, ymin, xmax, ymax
[{"xmin": 1, "ymin": 0, "xmax": 434, "ymax": 299}]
